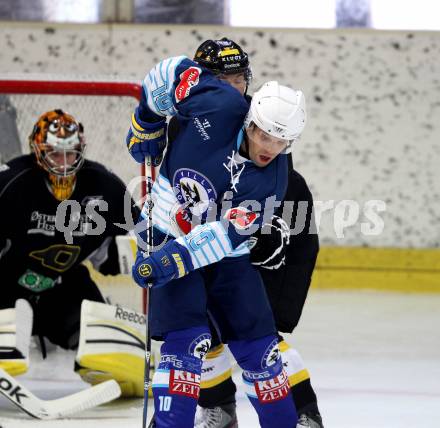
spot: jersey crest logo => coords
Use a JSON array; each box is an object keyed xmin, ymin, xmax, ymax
[
  {"xmin": 173, "ymin": 169, "xmax": 217, "ymax": 218},
  {"xmin": 224, "ymin": 207, "xmax": 259, "ymax": 230},
  {"xmin": 175, "ymin": 66, "xmax": 201, "ymax": 103}
]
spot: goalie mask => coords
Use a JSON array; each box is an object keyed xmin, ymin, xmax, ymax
[
  {"xmin": 245, "ymin": 81, "xmax": 306, "ymax": 154},
  {"xmin": 194, "ymin": 37, "xmax": 252, "ymax": 88},
  {"xmin": 29, "ymin": 109, "xmax": 86, "ymax": 201}
]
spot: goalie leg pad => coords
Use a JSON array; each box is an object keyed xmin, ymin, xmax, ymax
[
  {"xmin": 0, "ymin": 299, "xmax": 33, "ymax": 376},
  {"xmin": 229, "ymin": 334, "xmax": 297, "ymax": 428},
  {"xmin": 75, "ymin": 300, "xmax": 151, "ymax": 397}
]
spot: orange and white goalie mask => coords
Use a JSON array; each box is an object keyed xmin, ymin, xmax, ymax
[{"xmin": 29, "ymin": 109, "xmax": 86, "ymax": 201}]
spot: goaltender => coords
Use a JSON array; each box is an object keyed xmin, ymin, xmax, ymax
[{"xmin": 0, "ymin": 109, "xmax": 147, "ymax": 407}]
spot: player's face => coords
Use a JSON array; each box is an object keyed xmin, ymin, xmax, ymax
[
  {"xmin": 218, "ymin": 72, "xmax": 247, "ymax": 95},
  {"xmin": 45, "ymin": 150, "xmax": 78, "ymax": 171},
  {"xmin": 246, "ymin": 124, "xmax": 287, "ymax": 167}
]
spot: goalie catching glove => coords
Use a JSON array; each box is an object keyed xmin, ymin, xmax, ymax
[
  {"xmin": 250, "ymin": 215, "xmax": 290, "ymax": 269},
  {"xmin": 126, "ymin": 106, "xmax": 167, "ymax": 166},
  {"xmin": 132, "ymin": 239, "xmax": 194, "ymax": 288}
]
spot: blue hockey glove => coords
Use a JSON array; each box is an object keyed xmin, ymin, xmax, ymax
[
  {"xmin": 132, "ymin": 240, "xmax": 194, "ymax": 288},
  {"xmin": 126, "ymin": 106, "xmax": 167, "ymax": 165}
]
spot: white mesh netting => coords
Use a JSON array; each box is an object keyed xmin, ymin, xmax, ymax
[
  {"xmin": 0, "ymin": 77, "xmax": 141, "ymax": 186},
  {"xmin": 0, "ymin": 77, "xmax": 145, "ymax": 312}
]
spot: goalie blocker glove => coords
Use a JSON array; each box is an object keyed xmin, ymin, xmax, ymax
[
  {"xmin": 126, "ymin": 106, "xmax": 167, "ymax": 166},
  {"xmin": 132, "ymin": 239, "xmax": 194, "ymax": 288},
  {"xmin": 250, "ymin": 215, "xmax": 290, "ymax": 270}
]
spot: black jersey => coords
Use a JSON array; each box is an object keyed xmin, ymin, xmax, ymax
[
  {"xmin": 0, "ymin": 155, "xmax": 139, "ymax": 296},
  {"xmin": 262, "ymin": 159, "xmax": 319, "ymax": 333},
  {"xmin": 281, "ymin": 160, "xmax": 319, "ymax": 264}
]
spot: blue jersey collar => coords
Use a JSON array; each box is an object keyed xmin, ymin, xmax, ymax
[{"xmin": 236, "ymin": 128, "xmax": 245, "ymax": 151}]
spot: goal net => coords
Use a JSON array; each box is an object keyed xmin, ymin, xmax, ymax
[{"xmin": 0, "ymin": 77, "xmax": 145, "ymax": 313}]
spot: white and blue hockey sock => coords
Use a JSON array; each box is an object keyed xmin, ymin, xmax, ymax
[
  {"xmin": 229, "ymin": 335, "xmax": 297, "ymax": 428},
  {"xmin": 152, "ymin": 326, "xmax": 211, "ymax": 428}
]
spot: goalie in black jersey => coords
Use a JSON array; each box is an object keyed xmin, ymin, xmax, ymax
[
  {"xmin": 166, "ymin": 38, "xmax": 323, "ymax": 428},
  {"xmin": 0, "ymin": 109, "xmax": 147, "ymax": 403}
]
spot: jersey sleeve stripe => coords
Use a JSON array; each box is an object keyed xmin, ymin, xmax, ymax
[
  {"xmin": 206, "ymin": 240, "xmax": 223, "ymax": 261},
  {"xmin": 142, "ymin": 56, "xmax": 187, "ymax": 116},
  {"xmin": 153, "ymin": 222, "xmax": 175, "ymax": 238},
  {"xmin": 152, "ymin": 190, "xmax": 175, "ymax": 209},
  {"xmin": 176, "ymin": 221, "xmax": 233, "ymax": 269},
  {"xmin": 154, "ymin": 179, "xmax": 175, "ymax": 199},
  {"xmin": 152, "ymin": 211, "xmax": 175, "ymax": 237},
  {"xmin": 198, "ymin": 245, "xmax": 211, "ymax": 265}
]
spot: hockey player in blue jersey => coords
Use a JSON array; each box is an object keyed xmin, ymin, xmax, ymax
[
  {"xmin": 126, "ymin": 55, "xmax": 306, "ymax": 428},
  {"xmin": 174, "ymin": 38, "xmax": 323, "ymax": 428}
]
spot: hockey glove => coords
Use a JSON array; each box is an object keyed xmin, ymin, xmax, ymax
[
  {"xmin": 250, "ymin": 215, "xmax": 290, "ymax": 270},
  {"xmin": 126, "ymin": 106, "xmax": 167, "ymax": 165},
  {"xmin": 132, "ymin": 240, "xmax": 194, "ymax": 288}
]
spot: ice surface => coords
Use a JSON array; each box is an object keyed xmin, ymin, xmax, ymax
[{"xmin": 1, "ymin": 290, "xmax": 439, "ymax": 427}]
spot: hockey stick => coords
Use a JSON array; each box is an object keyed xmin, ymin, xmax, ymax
[
  {"xmin": 0, "ymin": 367, "xmax": 120, "ymax": 419},
  {"xmin": 142, "ymin": 155, "xmax": 155, "ymax": 428}
]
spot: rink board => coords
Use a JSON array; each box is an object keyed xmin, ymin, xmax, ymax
[{"xmin": 313, "ymin": 247, "xmax": 440, "ymax": 293}]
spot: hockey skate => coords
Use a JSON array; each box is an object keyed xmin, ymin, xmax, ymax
[
  {"xmin": 297, "ymin": 412, "xmax": 324, "ymax": 428},
  {"xmin": 194, "ymin": 403, "xmax": 238, "ymax": 428}
]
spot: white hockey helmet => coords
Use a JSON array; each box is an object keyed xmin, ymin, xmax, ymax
[{"xmin": 245, "ymin": 81, "xmax": 306, "ymax": 152}]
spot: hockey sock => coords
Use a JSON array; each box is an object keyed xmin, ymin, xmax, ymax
[
  {"xmin": 279, "ymin": 339, "xmax": 320, "ymax": 415},
  {"xmin": 229, "ymin": 335, "xmax": 297, "ymax": 428},
  {"xmin": 198, "ymin": 343, "xmax": 237, "ymax": 408},
  {"xmin": 152, "ymin": 326, "xmax": 211, "ymax": 428}
]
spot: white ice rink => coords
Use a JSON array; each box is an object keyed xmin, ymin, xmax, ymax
[{"xmin": 1, "ymin": 290, "xmax": 439, "ymax": 428}]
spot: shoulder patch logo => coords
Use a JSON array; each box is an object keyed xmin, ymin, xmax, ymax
[{"xmin": 175, "ymin": 66, "xmax": 201, "ymax": 103}]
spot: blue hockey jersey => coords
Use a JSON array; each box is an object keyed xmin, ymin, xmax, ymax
[{"xmin": 137, "ymin": 56, "xmax": 287, "ymax": 270}]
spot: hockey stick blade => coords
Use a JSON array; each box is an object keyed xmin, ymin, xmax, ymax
[{"xmin": 0, "ymin": 367, "xmax": 121, "ymax": 419}]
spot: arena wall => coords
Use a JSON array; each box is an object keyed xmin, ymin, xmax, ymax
[{"xmin": 1, "ymin": 22, "xmax": 439, "ymax": 290}]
